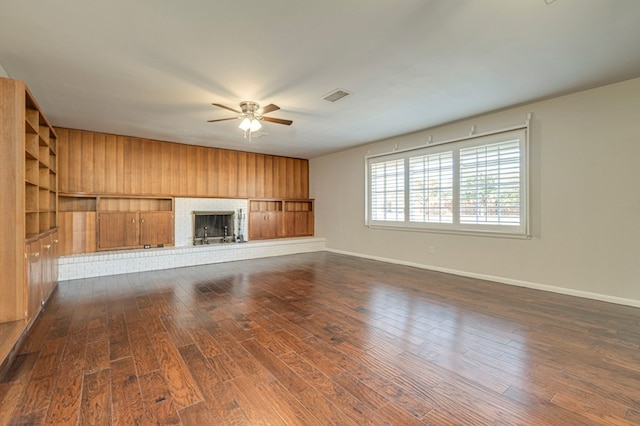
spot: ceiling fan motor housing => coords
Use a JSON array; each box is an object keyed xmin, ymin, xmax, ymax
[{"xmin": 240, "ymin": 101, "xmax": 259, "ymax": 114}]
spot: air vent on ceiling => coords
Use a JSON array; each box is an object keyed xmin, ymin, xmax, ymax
[{"xmin": 322, "ymin": 89, "xmax": 352, "ymax": 103}]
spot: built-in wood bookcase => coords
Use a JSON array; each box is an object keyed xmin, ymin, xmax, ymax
[
  {"xmin": 24, "ymin": 96, "xmax": 57, "ymax": 238},
  {"xmin": 0, "ymin": 77, "xmax": 59, "ymax": 373}
]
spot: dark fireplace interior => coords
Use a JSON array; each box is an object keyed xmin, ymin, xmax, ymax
[{"xmin": 193, "ymin": 211, "xmax": 234, "ymax": 243}]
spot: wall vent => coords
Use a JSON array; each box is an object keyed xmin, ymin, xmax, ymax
[{"xmin": 322, "ymin": 89, "xmax": 352, "ymax": 103}]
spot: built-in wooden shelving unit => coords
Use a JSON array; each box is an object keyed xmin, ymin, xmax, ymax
[{"xmin": 0, "ymin": 77, "xmax": 59, "ymax": 378}]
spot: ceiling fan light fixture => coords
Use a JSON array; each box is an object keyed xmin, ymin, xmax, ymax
[
  {"xmin": 239, "ymin": 117, "xmax": 251, "ymax": 131},
  {"xmin": 211, "ymin": 101, "xmax": 290, "ymax": 139},
  {"xmin": 239, "ymin": 117, "xmax": 262, "ymax": 132},
  {"xmin": 249, "ymin": 118, "xmax": 262, "ymax": 132}
]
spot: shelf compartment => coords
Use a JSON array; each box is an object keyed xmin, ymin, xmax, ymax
[
  {"xmin": 39, "ymin": 212, "xmax": 50, "ymax": 232},
  {"xmin": 39, "ymin": 125, "xmax": 50, "ymax": 146},
  {"xmin": 99, "ymin": 197, "xmax": 173, "ymax": 212},
  {"xmin": 38, "ymin": 145, "xmax": 49, "ymax": 168},
  {"xmin": 26, "ymin": 212, "xmax": 39, "ymax": 237},
  {"xmin": 249, "ymin": 200, "xmax": 283, "ymax": 212},
  {"xmin": 39, "ymin": 188, "xmax": 49, "ymax": 211},
  {"xmin": 39, "ymin": 166, "xmax": 49, "ymax": 190},
  {"xmin": 25, "ymin": 158, "xmax": 39, "ymax": 185},
  {"xmin": 285, "ymin": 201, "xmax": 313, "ymax": 212},
  {"xmin": 49, "ymin": 137, "xmax": 57, "ymax": 155},
  {"xmin": 49, "ymin": 153, "xmax": 56, "ymax": 172},
  {"xmin": 25, "ymin": 108, "xmax": 39, "ymax": 134},
  {"xmin": 49, "ymin": 171, "xmax": 56, "ymax": 191},
  {"xmin": 59, "ymin": 195, "xmax": 97, "ymax": 212},
  {"xmin": 25, "ymin": 133, "xmax": 39, "ymax": 159},
  {"xmin": 25, "ymin": 183, "xmax": 38, "ymax": 212}
]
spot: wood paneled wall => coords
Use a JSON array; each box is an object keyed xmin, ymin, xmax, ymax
[{"xmin": 55, "ymin": 128, "xmax": 309, "ymax": 199}]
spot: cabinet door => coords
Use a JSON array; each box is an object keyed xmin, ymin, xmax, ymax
[
  {"xmin": 294, "ymin": 212, "xmax": 311, "ymax": 236},
  {"xmin": 40, "ymin": 234, "xmax": 53, "ymax": 298},
  {"xmin": 139, "ymin": 212, "xmax": 174, "ymax": 246},
  {"xmin": 25, "ymin": 240, "xmax": 42, "ymax": 320},
  {"xmin": 51, "ymin": 231, "xmax": 59, "ymax": 285},
  {"xmin": 248, "ymin": 212, "xmax": 263, "ymax": 240},
  {"xmin": 284, "ymin": 212, "xmax": 296, "ymax": 237},
  {"xmin": 284, "ymin": 211, "xmax": 314, "ymax": 237},
  {"xmin": 249, "ymin": 211, "xmax": 281, "ymax": 239},
  {"xmin": 265, "ymin": 211, "xmax": 282, "ymax": 238},
  {"xmin": 98, "ymin": 212, "xmax": 139, "ymax": 249}
]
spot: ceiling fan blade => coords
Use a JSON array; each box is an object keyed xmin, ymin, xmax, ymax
[
  {"xmin": 259, "ymin": 104, "xmax": 280, "ymax": 115},
  {"xmin": 207, "ymin": 117, "xmax": 237, "ymax": 123},
  {"xmin": 212, "ymin": 103, "xmax": 241, "ymax": 113},
  {"xmin": 262, "ymin": 116, "xmax": 293, "ymax": 126}
]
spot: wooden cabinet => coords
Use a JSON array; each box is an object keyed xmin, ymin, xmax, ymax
[
  {"xmin": 140, "ymin": 211, "xmax": 174, "ymax": 246},
  {"xmin": 248, "ymin": 199, "xmax": 314, "ymax": 240},
  {"xmin": 24, "ymin": 231, "xmax": 58, "ymax": 321},
  {"xmin": 0, "ymin": 77, "xmax": 58, "ymax": 325},
  {"xmin": 96, "ymin": 197, "xmax": 174, "ymax": 251},
  {"xmin": 248, "ymin": 200, "xmax": 283, "ymax": 240},
  {"xmin": 98, "ymin": 212, "xmax": 139, "ymax": 249},
  {"xmin": 59, "ymin": 195, "xmax": 174, "ymax": 253},
  {"xmin": 284, "ymin": 200, "xmax": 314, "ymax": 237},
  {"xmin": 58, "ymin": 196, "xmax": 97, "ymax": 255},
  {"xmin": 249, "ymin": 210, "xmax": 282, "ymax": 240},
  {"xmin": 25, "ymin": 239, "xmax": 42, "ymax": 321}
]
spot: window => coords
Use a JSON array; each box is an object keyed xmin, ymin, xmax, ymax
[
  {"xmin": 409, "ymin": 151, "xmax": 453, "ymax": 224},
  {"xmin": 370, "ymin": 158, "xmax": 404, "ymax": 221},
  {"xmin": 366, "ymin": 128, "xmax": 528, "ymax": 236}
]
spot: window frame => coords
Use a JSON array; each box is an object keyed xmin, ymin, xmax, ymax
[{"xmin": 365, "ymin": 125, "xmax": 530, "ymax": 238}]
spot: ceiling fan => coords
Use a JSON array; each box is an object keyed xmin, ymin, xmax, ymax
[{"xmin": 208, "ymin": 101, "xmax": 292, "ymax": 139}]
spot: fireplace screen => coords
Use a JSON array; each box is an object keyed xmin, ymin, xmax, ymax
[{"xmin": 193, "ymin": 211, "xmax": 235, "ymax": 244}]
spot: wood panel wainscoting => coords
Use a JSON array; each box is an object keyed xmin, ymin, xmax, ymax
[
  {"xmin": 55, "ymin": 127, "xmax": 309, "ymax": 199},
  {"xmin": 1, "ymin": 252, "xmax": 639, "ymax": 424}
]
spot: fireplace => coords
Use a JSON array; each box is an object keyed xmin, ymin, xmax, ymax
[{"xmin": 193, "ymin": 211, "xmax": 235, "ymax": 244}]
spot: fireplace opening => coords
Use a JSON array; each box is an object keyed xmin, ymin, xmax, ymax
[{"xmin": 193, "ymin": 211, "xmax": 235, "ymax": 244}]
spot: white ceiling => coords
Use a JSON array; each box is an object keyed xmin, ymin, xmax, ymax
[{"xmin": 1, "ymin": 0, "xmax": 640, "ymax": 159}]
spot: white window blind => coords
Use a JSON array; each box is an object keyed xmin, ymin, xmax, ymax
[
  {"xmin": 409, "ymin": 152, "xmax": 453, "ymax": 223},
  {"xmin": 366, "ymin": 127, "xmax": 528, "ymax": 237},
  {"xmin": 370, "ymin": 158, "xmax": 404, "ymax": 221},
  {"xmin": 459, "ymin": 140, "xmax": 520, "ymax": 225}
]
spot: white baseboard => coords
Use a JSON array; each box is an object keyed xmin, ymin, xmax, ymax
[{"xmin": 324, "ymin": 248, "xmax": 640, "ymax": 309}]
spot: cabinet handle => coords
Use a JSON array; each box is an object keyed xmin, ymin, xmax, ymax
[
  {"xmin": 132, "ymin": 218, "xmax": 135, "ymax": 223},
  {"xmin": 44, "ymin": 244, "xmax": 51, "ymax": 250},
  {"xmin": 141, "ymin": 219, "xmax": 145, "ymax": 223},
  {"xmin": 54, "ymin": 239, "xmax": 58, "ymax": 244}
]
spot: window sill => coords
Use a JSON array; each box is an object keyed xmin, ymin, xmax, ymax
[{"xmin": 366, "ymin": 224, "xmax": 531, "ymax": 239}]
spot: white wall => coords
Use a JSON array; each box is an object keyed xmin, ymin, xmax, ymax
[
  {"xmin": 310, "ymin": 77, "xmax": 640, "ymax": 306},
  {"xmin": 0, "ymin": 63, "xmax": 9, "ymax": 78}
]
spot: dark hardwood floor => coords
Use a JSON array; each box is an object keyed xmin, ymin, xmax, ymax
[{"xmin": 1, "ymin": 252, "xmax": 639, "ymax": 425}]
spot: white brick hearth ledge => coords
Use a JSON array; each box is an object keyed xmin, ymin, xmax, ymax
[{"xmin": 58, "ymin": 237, "xmax": 326, "ymax": 281}]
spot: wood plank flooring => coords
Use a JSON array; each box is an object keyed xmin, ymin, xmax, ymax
[{"xmin": 1, "ymin": 252, "xmax": 640, "ymax": 425}]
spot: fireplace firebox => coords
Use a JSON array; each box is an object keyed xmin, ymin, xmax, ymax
[{"xmin": 193, "ymin": 211, "xmax": 235, "ymax": 244}]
